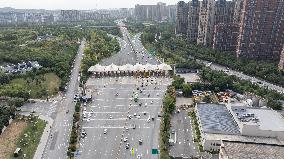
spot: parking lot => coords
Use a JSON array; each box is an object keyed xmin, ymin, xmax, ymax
[{"xmin": 78, "ymin": 76, "xmax": 171, "ymax": 159}]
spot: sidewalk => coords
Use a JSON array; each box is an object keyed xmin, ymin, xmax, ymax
[{"xmin": 33, "ymin": 115, "xmax": 53, "ymax": 159}]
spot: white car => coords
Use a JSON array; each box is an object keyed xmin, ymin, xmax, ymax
[
  {"xmin": 87, "ymin": 118, "xmax": 90, "ymax": 122},
  {"xmin": 109, "ymin": 115, "xmax": 113, "ymax": 119},
  {"xmin": 104, "ymin": 129, "xmax": 108, "ymax": 134},
  {"xmin": 123, "ymin": 137, "xmax": 128, "ymax": 142},
  {"xmin": 83, "ymin": 107, "xmax": 87, "ymax": 111}
]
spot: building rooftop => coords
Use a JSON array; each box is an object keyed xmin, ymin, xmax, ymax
[
  {"xmin": 231, "ymin": 106, "xmax": 284, "ymax": 132},
  {"xmin": 220, "ymin": 140, "xmax": 284, "ymax": 159},
  {"xmin": 196, "ymin": 104, "xmax": 240, "ymax": 135},
  {"xmin": 204, "ymin": 133, "xmax": 284, "ymax": 145}
]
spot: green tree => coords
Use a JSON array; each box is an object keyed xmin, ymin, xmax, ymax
[{"xmin": 182, "ymin": 83, "xmax": 192, "ymax": 97}]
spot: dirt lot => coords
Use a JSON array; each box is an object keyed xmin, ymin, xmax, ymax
[{"xmin": 0, "ymin": 121, "xmax": 27, "ymax": 159}]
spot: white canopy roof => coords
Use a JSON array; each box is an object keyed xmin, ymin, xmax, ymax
[
  {"xmin": 88, "ymin": 63, "xmax": 172, "ymax": 72},
  {"xmin": 158, "ymin": 63, "xmax": 172, "ymax": 71},
  {"xmin": 88, "ymin": 64, "xmax": 104, "ymax": 72},
  {"xmin": 105, "ymin": 63, "xmax": 118, "ymax": 72},
  {"xmin": 133, "ymin": 63, "xmax": 144, "ymax": 71}
]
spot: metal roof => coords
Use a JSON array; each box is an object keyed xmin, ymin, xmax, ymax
[{"xmin": 196, "ymin": 103, "xmax": 240, "ymax": 135}]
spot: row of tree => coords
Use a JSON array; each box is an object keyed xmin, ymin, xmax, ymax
[{"xmin": 81, "ymin": 29, "xmax": 120, "ymax": 83}]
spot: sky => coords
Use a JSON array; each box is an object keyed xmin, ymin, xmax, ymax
[{"xmin": 1, "ymin": 0, "xmax": 180, "ymax": 10}]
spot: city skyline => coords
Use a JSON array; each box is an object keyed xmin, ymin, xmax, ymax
[{"xmin": 1, "ymin": 0, "xmax": 180, "ymax": 10}]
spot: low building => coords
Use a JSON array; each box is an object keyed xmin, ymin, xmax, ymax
[
  {"xmin": 219, "ymin": 140, "xmax": 284, "ymax": 159},
  {"xmin": 195, "ymin": 103, "xmax": 284, "ymax": 151},
  {"xmin": 228, "ymin": 105, "xmax": 284, "ymax": 140},
  {"xmin": 195, "ymin": 103, "xmax": 240, "ymax": 151}
]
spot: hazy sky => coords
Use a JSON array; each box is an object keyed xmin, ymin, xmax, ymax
[{"xmin": 1, "ymin": 0, "xmax": 180, "ymax": 10}]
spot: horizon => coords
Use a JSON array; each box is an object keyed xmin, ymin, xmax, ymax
[{"xmin": 1, "ymin": 0, "xmax": 180, "ymax": 10}]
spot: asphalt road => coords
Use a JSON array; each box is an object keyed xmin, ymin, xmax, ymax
[
  {"xmin": 100, "ymin": 22, "xmax": 160, "ymax": 66},
  {"xmin": 42, "ymin": 39, "xmax": 86, "ymax": 159},
  {"xmin": 197, "ymin": 59, "xmax": 284, "ymax": 94},
  {"xmin": 78, "ymin": 21, "xmax": 171, "ymax": 159},
  {"xmin": 79, "ymin": 76, "xmax": 171, "ymax": 159},
  {"xmin": 169, "ymin": 110, "xmax": 199, "ymax": 158}
]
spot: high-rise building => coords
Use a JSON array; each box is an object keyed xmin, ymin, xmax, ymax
[
  {"xmin": 197, "ymin": 0, "xmax": 215, "ymax": 46},
  {"xmin": 134, "ymin": 3, "xmax": 176, "ymax": 22},
  {"xmin": 214, "ymin": 0, "xmax": 234, "ymax": 25},
  {"xmin": 187, "ymin": 0, "xmax": 200, "ymax": 43},
  {"xmin": 168, "ymin": 5, "xmax": 177, "ymax": 22},
  {"xmin": 279, "ymin": 45, "xmax": 284, "ymax": 70},
  {"xmin": 176, "ymin": 1, "xmax": 189, "ymax": 36},
  {"xmin": 60, "ymin": 10, "xmax": 80, "ymax": 21},
  {"xmin": 233, "ymin": 0, "xmax": 244, "ymax": 23},
  {"xmin": 213, "ymin": 23, "xmax": 239, "ymax": 51},
  {"xmin": 236, "ymin": 0, "xmax": 284, "ymax": 60}
]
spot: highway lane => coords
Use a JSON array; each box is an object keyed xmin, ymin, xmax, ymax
[
  {"xmin": 79, "ymin": 76, "xmax": 170, "ymax": 159},
  {"xmin": 42, "ymin": 39, "xmax": 86, "ymax": 159}
]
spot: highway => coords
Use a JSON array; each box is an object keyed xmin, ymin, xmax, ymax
[
  {"xmin": 42, "ymin": 39, "xmax": 86, "ymax": 159},
  {"xmin": 78, "ymin": 21, "xmax": 171, "ymax": 159}
]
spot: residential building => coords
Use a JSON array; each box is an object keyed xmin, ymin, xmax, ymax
[
  {"xmin": 197, "ymin": 0, "xmax": 215, "ymax": 46},
  {"xmin": 219, "ymin": 140, "xmax": 284, "ymax": 159},
  {"xmin": 236, "ymin": 0, "xmax": 284, "ymax": 60},
  {"xmin": 134, "ymin": 3, "xmax": 176, "ymax": 22},
  {"xmin": 213, "ymin": 23, "xmax": 239, "ymax": 51},
  {"xmin": 176, "ymin": 1, "xmax": 189, "ymax": 35},
  {"xmin": 187, "ymin": 0, "xmax": 200, "ymax": 43},
  {"xmin": 279, "ymin": 45, "xmax": 284, "ymax": 70},
  {"xmin": 232, "ymin": 0, "xmax": 244, "ymax": 23},
  {"xmin": 214, "ymin": 0, "xmax": 234, "ymax": 25},
  {"xmin": 168, "ymin": 5, "xmax": 177, "ymax": 22},
  {"xmin": 60, "ymin": 10, "xmax": 80, "ymax": 21}
]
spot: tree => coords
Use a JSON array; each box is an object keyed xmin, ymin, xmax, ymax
[
  {"xmin": 267, "ymin": 99, "xmax": 282, "ymax": 110},
  {"xmin": 182, "ymin": 83, "xmax": 192, "ymax": 97},
  {"xmin": 203, "ymin": 95, "xmax": 211, "ymax": 103}
]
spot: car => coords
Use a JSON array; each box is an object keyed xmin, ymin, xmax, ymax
[
  {"xmin": 147, "ymin": 118, "xmax": 150, "ymax": 123},
  {"xmin": 143, "ymin": 112, "xmax": 147, "ymax": 115},
  {"xmin": 83, "ymin": 107, "xmax": 87, "ymax": 111},
  {"xmin": 83, "ymin": 114, "xmax": 87, "ymax": 118},
  {"xmin": 137, "ymin": 115, "xmax": 141, "ymax": 119},
  {"xmin": 109, "ymin": 115, "xmax": 113, "ymax": 119},
  {"xmin": 123, "ymin": 137, "xmax": 128, "ymax": 142},
  {"xmin": 126, "ymin": 143, "xmax": 130, "ymax": 149},
  {"xmin": 150, "ymin": 101, "xmax": 153, "ymax": 104},
  {"xmin": 132, "ymin": 124, "xmax": 136, "ymax": 129},
  {"xmin": 151, "ymin": 117, "xmax": 155, "ymax": 121},
  {"xmin": 156, "ymin": 93, "xmax": 159, "ymax": 96},
  {"xmin": 103, "ymin": 129, "xmax": 108, "ymax": 134},
  {"xmin": 139, "ymin": 103, "xmax": 142, "ymax": 106},
  {"xmin": 139, "ymin": 139, "xmax": 143, "ymax": 145},
  {"xmin": 145, "ymin": 103, "xmax": 148, "ymax": 107},
  {"xmin": 134, "ymin": 113, "xmax": 137, "ymax": 117},
  {"xmin": 128, "ymin": 115, "xmax": 132, "ymax": 119},
  {"xmin": 171, "ymin": 129, "xmax": 175, "ymax": 134},
  {"xmin": 87, "ymin": 118, "xmax": 90, "ymax": 122},
  {"xmin": 83, "ymin": 102, "xmax": 87, "ymax": 106},
  {"xmin": 137, "ymin": 155, "xmax": 141, "ymax": 159}
]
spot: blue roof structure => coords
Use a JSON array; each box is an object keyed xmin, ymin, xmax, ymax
[{"xmin": 196, "ymin": 104, "xmax": 240, "ymax": 135}]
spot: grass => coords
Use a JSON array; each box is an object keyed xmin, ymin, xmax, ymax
[
  {"xmin": 11, "ymin": 116, "xmax": 46, "ymax": 159},
  {"xmin": 10, "ymin": 73, "xmax": 60, "ymax": 98},
  {"xmin": 0, "ymin": 121, "xmax": 28, "ymax": 159}
]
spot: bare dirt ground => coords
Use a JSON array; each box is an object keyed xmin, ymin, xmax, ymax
[{"xmin": 0, "ymin": 121, "xmax": 27, "ymax": 159}]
